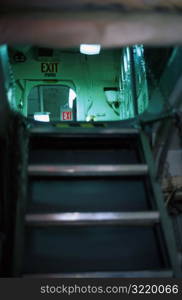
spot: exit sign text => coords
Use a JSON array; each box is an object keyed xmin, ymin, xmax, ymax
[
  {"xmin": 62, "ymin": 111, "xmax": 72, "ymax": 121},
  {"xmin": 41, "ymin": 62, "xmax": 59, "ymax": 73}
]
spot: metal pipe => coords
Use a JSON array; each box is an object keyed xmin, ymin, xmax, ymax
[{"xmin": 129, "ymin": 47, "xmax": 138, "ymax": 117}]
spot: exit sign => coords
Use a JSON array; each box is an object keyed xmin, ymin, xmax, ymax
[
  {"xmin": 41, "ymin": 62, "xmax": 59, "ymax": 73},
  {"xmin": 62, "ymin": 111, "xmax": 72, "ymax": 121}
]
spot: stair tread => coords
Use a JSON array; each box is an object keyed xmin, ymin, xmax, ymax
[
  {"xmin": 25, "ymin": 211, "xmax": 160, "ymax": 226},
  {"xmin": 29, "ymin": 127, "xmax": 139, "ymax": 136},
  {"xmin": 24, "ymin": 269, "xmax": 173, "ymax": 278},
  {"xmin": 28, "ymin": 164, "xmax": 148, "ymax": 176}
]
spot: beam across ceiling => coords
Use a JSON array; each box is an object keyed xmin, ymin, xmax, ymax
[
  {"xmin": 0, "ymin": 1, "xmax": 182, "ymax": 47},
  {"xmin": 1, "ymin": 0, "xmax": 182, "ymax": 12}
]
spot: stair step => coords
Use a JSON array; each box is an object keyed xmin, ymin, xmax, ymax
[
  {"xmin": 25, "ymin": 212, "xmax": 160, "ymax": 226},
  {"xmin": 29, "ymin": 127, "xmax": 139, "ymax": 137},
  {"xmin": 24, "ymin": 270, "xmax": 173, "ymax": 278},
  {"xmin": 28, "ymin": 164, "xmax": 148, "ymax": 177}
]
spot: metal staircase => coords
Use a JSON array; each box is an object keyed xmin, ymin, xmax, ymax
[{"xmin": 13, "ymin": 124, "xmax": 181, "ymax": 277}]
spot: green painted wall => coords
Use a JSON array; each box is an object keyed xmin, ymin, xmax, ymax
[
  {"xmin": 2, "ymin": 44, "xmax": 182, "ymax": 125},
  {"xmin": 146, "ymin": 47, "xmax": 182, "ymax": 114},
  {"xmin": 10, "ymin": 47, "xmax": 121, "ymax": 121}
]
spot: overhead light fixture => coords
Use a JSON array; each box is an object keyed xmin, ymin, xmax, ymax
[
  {"xmin": 68, "ymin": 88, "xmax": 77, "ymax": 109},
  {"xmin": 34, "ymin": 112, "xmax": 50, "ymax": 122},
  {"xmin": 80, "ymin": 44, "xmax": 101, "ymax": 55}
]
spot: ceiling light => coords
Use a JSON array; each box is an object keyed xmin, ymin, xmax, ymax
[
  {"xmin": 68, "ymin": 89, "xmax": 77, "ymax": 109},
  {"xmin": 34, "ymin": 112, "xmax": 50, "ymax": 122},
  {"xmin": 80, "ymin": 44, "xmax": 101, "ymax": 55}
]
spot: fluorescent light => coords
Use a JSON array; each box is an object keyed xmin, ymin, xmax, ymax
[
  {"xmin": 34, "ymin": 113, "xmax": 50, "ymax": 122},
  {"xmin": 124, "ymin": 54, "xmax": 128, "ymax": 72},
  {"xmin": 68, "ymin": 89, "xmax": 76, "ymax": 109},
  {"xmin": 86, "ymin": 115, "xmax": 91, "ymax": 122},
  {"xmin": 126, "ymin": 47, "xmax": 130, "ymax": 61},
  {"xmin": 136, "ymin": 45, "xmax": 142, "ymax": 57},
  {"xmin": 80, "ymin": 44, "xmax": 101, "ymax": 55}
]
